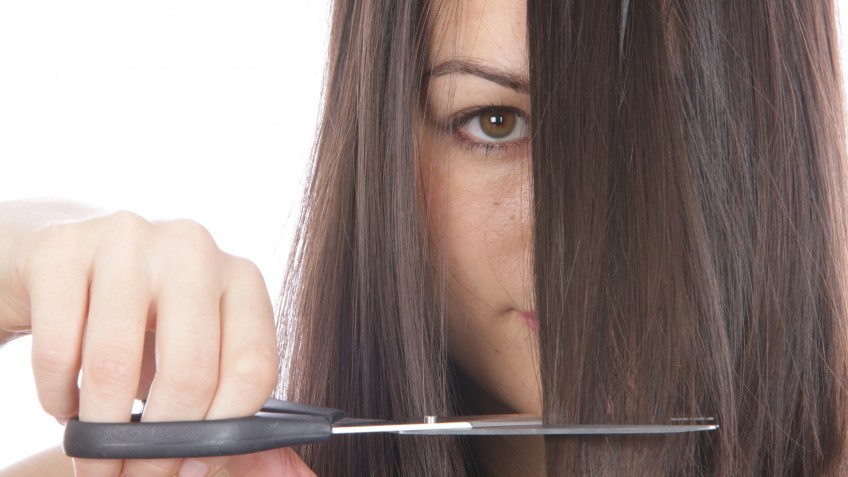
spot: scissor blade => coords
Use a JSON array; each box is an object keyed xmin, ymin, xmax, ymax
[
  {"xmin": 331, "ymin": 418, "xmax": 473, "ymax": 434},
  {"xmin": 399, "ymin": 423, "xmax": 719, "ymax": 435},
  {"xmin": 331, "ymin": 415, "xmax": 718, "ymax": 435}
]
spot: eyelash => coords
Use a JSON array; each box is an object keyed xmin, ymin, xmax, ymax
[{"xmin": 446, "ymin": 106, "xmax": 530, "ymax": 155}]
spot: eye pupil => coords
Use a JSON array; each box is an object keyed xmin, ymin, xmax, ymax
[{"xmin": 479, "ymin": 109, "xmax": 516, "ymax": 139}]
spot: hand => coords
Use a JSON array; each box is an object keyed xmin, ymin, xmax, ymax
[{"xmin": 1, "ymin": 209, "xmax": 280, "ymax": 476}]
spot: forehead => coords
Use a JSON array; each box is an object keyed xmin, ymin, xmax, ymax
[{"xmin": 429, "ymin": 0, "xmax": 528, "ymax": 70}]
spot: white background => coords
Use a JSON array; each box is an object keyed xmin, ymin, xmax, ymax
[{"xmin": 1, "ymin": 0, "xmax": 848, "ymax": 470}]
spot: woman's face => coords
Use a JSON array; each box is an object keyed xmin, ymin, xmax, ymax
[{"xmin": 421, "ymin": 0, "xmax": 539, "ymax": 414}]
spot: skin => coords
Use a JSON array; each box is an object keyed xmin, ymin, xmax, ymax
[
  {"xmin": 422, "ymin": 0, "xmax": 542, "ymax": 474},
  {"xmin": 0, "ymin": 0, "xmax": 540, "ymax": 475}
]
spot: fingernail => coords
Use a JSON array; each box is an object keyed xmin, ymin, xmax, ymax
[{"xmin": 179, "ymin": 459, "xmax": 212, "ymax": 477}]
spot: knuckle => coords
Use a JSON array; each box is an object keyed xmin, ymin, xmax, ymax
[
  {"xmin": 97, "ymin": 211, "xmax": 152, "ymax": 260},
  {"xmin": 229, "ymin": 349, "xmax": 279, "ymax": 394},
  {"xmin": 28, "ymin": 223, "xmax": 80, "ymax": 270},
  {"xmin": 84, "ymin": 348, "xmax": 139, "ymax": 392},
  {"xmin": 32, "ymin": 345, "xmax": 76, "ymax": 378},
  {"xmin": 161, "ymin": 355, "xmax": 218, "ymax": 401},
  {"xmin": 230, "ymin": 256, "xmax": 262, "ymax": 277},
  {"xmin": 35, "ymin": 222, "xmax": 68, "ymax": 247},
  {"xmin": 229, "ymin": 256, "xmax": 267, "ymax": 287},
  {"xmin": 106, "ymin": 210, "xmax": 150, "ymax": 237},
  {"xmin": 159, "ymin": 220, "xmax": 220, "ymax": 266},
  {"xmin": 165, "ymin": 220, "xmax": 216, "ymax": 249}
]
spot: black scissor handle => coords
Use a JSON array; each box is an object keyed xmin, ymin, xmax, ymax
[{"xmin": 63, "ymin": 413, "xmax": 333, "ymax": 459}]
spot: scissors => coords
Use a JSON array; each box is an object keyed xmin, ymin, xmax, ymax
[{"xmin": 63, "ymin": 398, "xmax": 719, "ymax": 459}]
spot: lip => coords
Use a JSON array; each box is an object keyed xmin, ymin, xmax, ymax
[{"xmin": 517, "ymin": 310, "xmax": 538, "ymax": 333}]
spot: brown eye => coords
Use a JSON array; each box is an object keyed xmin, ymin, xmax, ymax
[
  {"xmin": 479, "ymin": 109, "xmax": 517, "ymax": 139},
  {"xmin": 461, "ymin": 108, "xmax": 528, "ymax": 143}
]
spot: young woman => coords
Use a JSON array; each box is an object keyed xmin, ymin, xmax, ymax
[{"xmin": 2, "ymin": 0, "xmax": 847, "ymax": 475}]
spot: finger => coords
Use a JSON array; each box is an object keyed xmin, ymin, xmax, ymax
[
  {"xmin": 225, "ymin": 449, "xmax": 317, "ymax": 477},
  {"xmin": 177, "ymin": 258, "xmax": 278, "ymax": 476},
  {"xmin": 122, "ymin": 229, "xmax": 223, "ymax": 477},
  {"xmin": 205, "ymin": 257, "xmax": 278, "ymax": 420},
  {"xmin": 75, "ymin": 239, "xmax": 151, "ymax": 477},
  {"xmin": 28, "ymin": 234, "xmax": 89, "ymax": 422}
]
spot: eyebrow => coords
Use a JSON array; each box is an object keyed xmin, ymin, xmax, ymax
[{"xmin": 425, "ymin": 59, "xmax": 529, "ymax": 94}]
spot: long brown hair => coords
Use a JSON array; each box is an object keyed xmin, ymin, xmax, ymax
[
  {"xmin": 531, "ymin": 0, "xmax": 848, "ymax": 474},
  {"xmin": 279, "ymin": 0, "xmax": 471, "ymax": 474},
  {"xmin": 280, "ymin": 0, "xmax": 848, "ymax": 475}
]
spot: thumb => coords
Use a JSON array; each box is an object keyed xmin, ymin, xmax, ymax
[{"xmin": 224, "ymin": 448, "xmax": 316, "ymax": 477}]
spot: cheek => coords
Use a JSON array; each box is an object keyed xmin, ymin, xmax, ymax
[
  {"xmin": 475, "ymin": 177, "xmax": 533, "ymax": 268},
  {"xmin": 421, "ymin": 138, "xmax": 534, "ymax": 315},
  {"xmin": 452, "ymin": 169, "xmax": 530, "ymax": 273},
  {"xmin": 443, "ymin": 180, "xmax": 530, "ymax": 297}
]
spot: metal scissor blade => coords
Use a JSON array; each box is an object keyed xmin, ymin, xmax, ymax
[
  {"xmin": 331, "ymin": 414, "xmax": 718, "ymax": 436},
  {"xmin": 331, "ymin": 417, "xmax": 473, "ymax": 434},
  {"xmin": 399, "ymin": 423, "xmax": 720, "ymax": 435}
]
